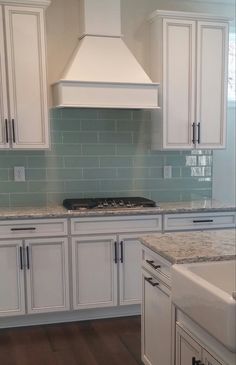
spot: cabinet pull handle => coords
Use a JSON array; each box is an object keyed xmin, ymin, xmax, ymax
[
  {"xmin": 192, "ymin": 123, "xmax": 196, "ymax": 144},
  {"xmin": 19, "ymin": 246, "xmax": 23, "ymax": 270},
  {"xmin": 193, "ymin": 219, "xmax": 213, "ymax": 223},
  {"xmin": 145, "ymin": 277, "xmax": 159, "ymax": 287},
  {"xmin": 146, "ymin": 259, "xmax": 161, "ymax": 270},
  {"xmin": 120, "ymin": 241, "xmax": 124, "ymax": 263},
  {"xmin": 114, "ymin": 241, "xmax": 118, "ymax": 264},
  {"xmin": 5, "ymin": 119, "xmax": 9, "ymax": 143},
  {"xmin": 12, "ymin": 119, "xmax": 16, "ymax": 143},
  {"xmin": 26, "ymin": 246, "xmax": 30, "ymax": 270},
  {"xmin": 192, "ymin": 358, "xmax": 204, "ymax": 365},
  {"xmin": 197, "ymin": 122, "xmax": 201, "ymax": 144},
  {"xmin": 11, "ymin": 227, "xmax": 36, "ymax": 231}
]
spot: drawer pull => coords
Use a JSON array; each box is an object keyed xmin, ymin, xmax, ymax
[
  {"xmin": 114, "ymin": 241, "xmax": 118, "ymax": 264},
  {"xmin": 26, "ymin": 246, "xmax": 30, "ymax": 270},
  {"xmin": 120, "ymin": 241, "xmax": 124, "ymax": 263},
  {"xmin": 19, "ymin": 247, "xmax": 23, "ymax": 270},
  {"xmin": 193, "ymin": 219, "xmax": 213, "ymax": 223},
  {"xmin": 11, "ymin": 227, "xmax": 36, "ymax": 231},
  {"xmin": 146, "ymin": 259, "xmax": 161, "ymax": 270},
  {"xmin": 192, "ymin": 358, "xmax": 204, "ymax": 365},
  {"xmin": 145, "ymin": 277, "xmax": 159, "ymax": 287}
]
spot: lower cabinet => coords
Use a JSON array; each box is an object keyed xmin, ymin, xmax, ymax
[
  {"xmin": 142, "ymin": 269, "xmax": 172, "ymax": 365},
  {"xmin": 176, "ymin": 324, "xmax": 224, "ymax": 365},
  {"xmin": 0, "ymin": 237, "xmax": 70, "ymax": 317},
  {"xmin": 72, "ymin": 233, "xmax": 143, "ymax": 310}
]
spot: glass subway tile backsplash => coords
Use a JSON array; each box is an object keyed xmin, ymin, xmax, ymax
[{"xmin": 0, "ymin": 109, "xmax": 212, "ymax": 207}]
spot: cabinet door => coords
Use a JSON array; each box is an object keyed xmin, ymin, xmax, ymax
[
  {"xmin": 0, "ymin": 240, "xmax": 25, "ymax": 317},
  {"xmin": 162, "ymin": 18, "xmax": 196, "ymax": 149},
  {"xmin": 196, "ymin": 21, "xmax": 228, "ymax": 149},
  {"xmin": 0, "ymin": 7, "xmax": 9, "ymax": 149},
  {"xmin": 202, "ymin": 349, "xmax": 223, "ymax": 365},
  {"xmin": 25, "ymin": 238, "xmax": 70, "ymax": 314},
  {"xmin": 119, "ymin": 235, "xmax": 141, "ymax": 305},
  {"xmin": 4, "ymin": 5, "xmax": 49, "ymax": 149},
  {"xmin": 142, "ymin": 271, "xmax": 171, "ymax": 365},
  {"xmin": 176, "ymin": 324, "xmax": 202, "ymax": 365},
  {"xmin": 72, "ymin": 235, "xmax": 118, "ymax": 310}
]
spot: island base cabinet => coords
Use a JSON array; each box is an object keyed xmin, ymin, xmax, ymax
[
  {"xmin": 176, "ymin": 324, "xmax": 202, "ymax": 365},
  {"xmin": 0, "ymin": 241, "xmax": 25, "ymax": 317},
  {"xmin": 142, "ymin": 270, "xmax": 171, "ymax": 365},
  {"xmin": 25, "ymin": 238, "xmax": 70, "ymax": 314}
]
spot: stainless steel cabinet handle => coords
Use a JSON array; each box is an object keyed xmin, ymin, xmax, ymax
[
  {"xmin": 26, "ymin": 246, "xmax": 30, "ymax": 270},
  {"xmin": 192, "ymin": 123, "xmax": 196, "ymax": 144},
  {"xmin": 146, "ymin": 259, "xmax": 161, "ymax": 270},
  {"xmin": 11, "ymin": 227, "xmax": 36, "ymax": 231},
  {"xmin": 120, "ymin": 241, "xmax": 124, "ymax": 263},
  {"xmin": 19, "ymin": 246, "xmax": 23, "ymax": 270},
  {"xmin": 145, "ymin": 277, "xmax": 159, "ymax": 287},
  {"xmin": 12, "ymin": 119, "xmax": 16, "ymax": 143},
  {"xmin": 5, "ymin": 119, "xmax": 9, "ymax": 143},
  {"xmin": 193, "ymin": 219, "xmax": 213, "ymax": 223},
  {"xmin": 197, "ymin": 123, "xmax": 201, "ymax": 144}
]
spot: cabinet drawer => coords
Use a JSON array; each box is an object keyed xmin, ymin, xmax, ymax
[
  {"xmin": 142, "ymin": 247, "xmax": 171, "ymax": 286},
  {"xmin": 164, "ymin": 212, "xmax": 236, "ymax": 231},
  {"xmin": 0, "ymin": 219, "xmax": 68, "ymax": 239},
  {"xmin": 71, "ymin": 215, "xmax": 162, "ymax": 235}
]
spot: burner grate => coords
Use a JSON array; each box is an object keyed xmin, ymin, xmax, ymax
[{"xmin": 63, "ymin": 197, "xmax": 156, "ymax": 210}]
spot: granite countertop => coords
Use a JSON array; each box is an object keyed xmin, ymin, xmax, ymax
[
  {"xmin": 141, "ymin": 229, "xmax": 236, "ymax": 264},
  {"xmin": 0, "ymin": 200, "xmax": 235, "ymax": 220}
]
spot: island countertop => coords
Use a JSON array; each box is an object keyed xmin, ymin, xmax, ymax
[{"xmin": 140, "ymin": 229, "xmax": 236, "ymax": 264}]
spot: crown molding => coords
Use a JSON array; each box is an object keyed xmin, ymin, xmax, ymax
[{"xmin": 0, "ymin": 0, "xmax": 51, "ymax": 8}]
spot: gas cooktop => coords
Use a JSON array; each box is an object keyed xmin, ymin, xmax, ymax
[{"xmin": 63, "ymin": 197, "xmax": 157, "ymax": 210}]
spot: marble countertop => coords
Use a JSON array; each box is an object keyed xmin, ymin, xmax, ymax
[
  {"xmin": 0, "ymin": 200, "xmax": 235, "ymax": 220},
  {"xmin": 141, "ymin": 229, "xmax": 236, "ymax": 264}
]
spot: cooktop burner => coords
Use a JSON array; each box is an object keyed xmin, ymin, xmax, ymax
[{"xmin": 63, "ymin": 197, "xmax": 157, "ymax": 210}]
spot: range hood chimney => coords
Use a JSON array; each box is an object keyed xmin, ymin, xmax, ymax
[{"xmin": 52, "ymin": 0, "xmax": 159, "ymax": 109}]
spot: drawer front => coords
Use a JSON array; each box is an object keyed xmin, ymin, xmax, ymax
[
  {"xmin": 142, "ymin": 247, "xmax": 171, "ymax": 286},
  {"xmin": 71, "ymin": 215, "xmax": 162, "ymax": 235},
  {"xmin": 164, "ymin": 212, "xmax": 236, "ymax": 231},
  {"xmin": 0, "ymin": 219, "xmax": 68, "ymax": 239}
]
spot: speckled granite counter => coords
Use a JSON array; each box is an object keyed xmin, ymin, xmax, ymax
[
  {"xmin": 141, "ymin": 229, "xmax": 236, "ymax": 264},
  {"xmin": 0, "ymin": 200, "xmax": 235, "ymax": 220}
]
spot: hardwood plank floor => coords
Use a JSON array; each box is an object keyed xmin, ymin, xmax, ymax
[{"xmin": 0, "ymin": 316, "xmax": 143, "ymax": 365}]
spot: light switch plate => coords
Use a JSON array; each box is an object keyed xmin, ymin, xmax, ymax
[
  {"xmin": 164, "ymin": 165, "xmax": 172, "ymax": 179},
  {"xmin": 14, "ymin": 166, "xmax": 25, "ymax": 182}
]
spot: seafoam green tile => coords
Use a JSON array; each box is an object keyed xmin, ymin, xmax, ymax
[
  {"xmin": 50, "ymin": 144, "xmax": 82, "ymax": 156},
  {"xmin": 0, "ymin": 169, "xmax": 9, "ymax": 181},
  {"xmin": 0, "ymin": 194, "xmax": 10, "ymax": 207},
  {"xmin": 149, "ymin": 168, "xmax": 163, "ymax": 178},
  {"xmin": 52, "ymin": 119, "xmax": 81, "ymax": 131},
  {"xmin": 81, "ymin": 119, "xmax": 116, "ymax": 131},
  {"xmin": 133, "ymin": 155, "xmax": 163, "ymax": 167},
  {"xmin": 166, "ymin": 155, "xmax": 186, "ymax": 166},
  {"xmin": 0, "ymin": 156, "xmax": 27, "ymax": 168},
  {"xmin": 61, "ymin": 108, "xmax": 98, "ymax": 119},
  {"xmin": 49, "ymin": 108, "xmax": 62, "ymax": 119},
  {"xmin": 63, "ymin": 132, "xmax": 98, "ymax": 144},
  {"xmin": 117, "ymin": 120, "xmax": 144, "ymax": 131},
  {"xmin": 47, "ymin": 192, "xmax": 84, "ymax": 204},
  {"xmin": 100, "ymin": 157, "xmax": 132, "ymax": 168},
  {"xmin": 150, "ymin": 191, "xmax": 182, "ymax": 202},
  {"xmin": 132, "ymin": 110, "xmax": 151, "ymax": 121},
  {"xmin": 117, "ymin": 168, "xmax": 149, "ymax": 179},
  {"xmin": 65, "ymin": 180, "xmax": 99, "ymax": 193},
  {"xmin": 181, "ymin": 190, "xmax": 212, "ymax": 201},
  {"xmin": 83, "ymin": 168, "xmax": 117, "ymax": 179},
  {"xmin": 116, "ymin": 144, "xmax": 149, "ymax": 155},
  {"xmin": 99, "ymin": 180, "xmax": 135, "ymax": 192},
  {"xmin": 47, "ymin": 168, "xmax": 83, "ymax": 180},
  {"xmin": 27, "ymin": 156, "xmax": 64, "ymax": 168},
  {"xmin": 10, "ymin": 193, "xmax": 47, "ymax": 207},
  {"xmin": 64, "ymin": 156, "xmax": 99, "ymax": 168},
  {"xmin": 26, "ymin": 169, "xmax": 47, "ymax": 181},
  {"xmin": 50, "ymin": 131, "xmax": 63, "ymax": 143},
  {"xmin": 82, "ymin": 144, "xmax": 116, "ymax": 156},
  {"xmin": 0, "ymin": 181, "xmax": 27, "ymax": 193},
  {"xmin": 99, "ymin": 132, "xmax": 132, "ymax": 144},
  {"xmin": 28, "ymin": 181, "xmax": 65, "ymax": 193},
  {"xmin": 132, "ymin": 131, "xmax": 151, "ymax": 145},
  {"xmin": 98, "ymin": 109, "xmax": 132, "ymax": 120}
]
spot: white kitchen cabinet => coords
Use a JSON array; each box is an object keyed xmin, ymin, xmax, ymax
[
  {"xmin": 0, "ymin": 1, "xmax": 50, "ymax": 149},
  {"xmin": 149, "ymin": 10, "xmax": 229, "ymax": 150},
  {"xmin": 0, "ymin": 240, "xmax": 25, "ymax": 317},
  {"xmin": 142, "ymin": 268, "xmax": 172, "ymax": 365},
  {"xmin": 176, "ymin": 324, "xmax": 202, "ymax": 365},
  {"xmin": 25, "ymin": 238, "xmax": 70, "ymax": 314}
]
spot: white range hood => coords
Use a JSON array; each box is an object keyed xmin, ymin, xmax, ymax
[{"xmin": 52, "ymin": 0, "xmax": 159, "ymax": 109}]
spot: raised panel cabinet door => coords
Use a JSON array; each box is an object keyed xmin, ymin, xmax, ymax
[
  {"xmin": 202, "ymin": 349, "xmax": 223, "ymax": 365},
  {"xmin": 0, "ymin": 7, "xmax": 9, "ymax": 149},
  {"xmin": 176, "ymin": 324, "xmax": 202, "ymax": 365},
  {"xmin": 142, "ymin": 271, "xmax": 171, "ymax": 365},
  {"xmin": 4, "ymin": 5, "xmax": 49, "ymax": 149},
  {"xmin": 162, "ymin": 18, "xmax": 196, "ymax": 149},
  {"xmin": 196, "ymin": 21, "xmax": 229, "ymax": 149},
  {"xmin": 0, "ymin": 240, "xmax": 25, "ymax": 317},
  {"xmin": 72, "ymin": 235, "xmax": 118, "ymax": 310},
  {"xmin": 119, "ymin": 236, "xmax": 142, "ymax": 305},
  {"xmin": 25, "ymin": 238, "xmax": 70, "ymax": 314}
]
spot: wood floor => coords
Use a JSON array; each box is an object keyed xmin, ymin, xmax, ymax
[{"xmin": 0, "ymin": 316, "xmax": 143, "ymax": 365}]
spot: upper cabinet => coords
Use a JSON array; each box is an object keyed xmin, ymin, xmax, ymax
[
  {"xmin": 0, "ymin": 0, "xmax": 50, "ymax": 150},
  {"xmin": 149, "ymin": 10, "xmax": 230, "ymax": 150}
]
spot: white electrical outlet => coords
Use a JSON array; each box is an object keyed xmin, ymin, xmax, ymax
[
  {"xmin": 14, "ymin": 166, "xmax": 26, "ymax": 182},
  {"xmin": 164, "ymin": 165, "xmax": 172, "ymax": 179}
]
